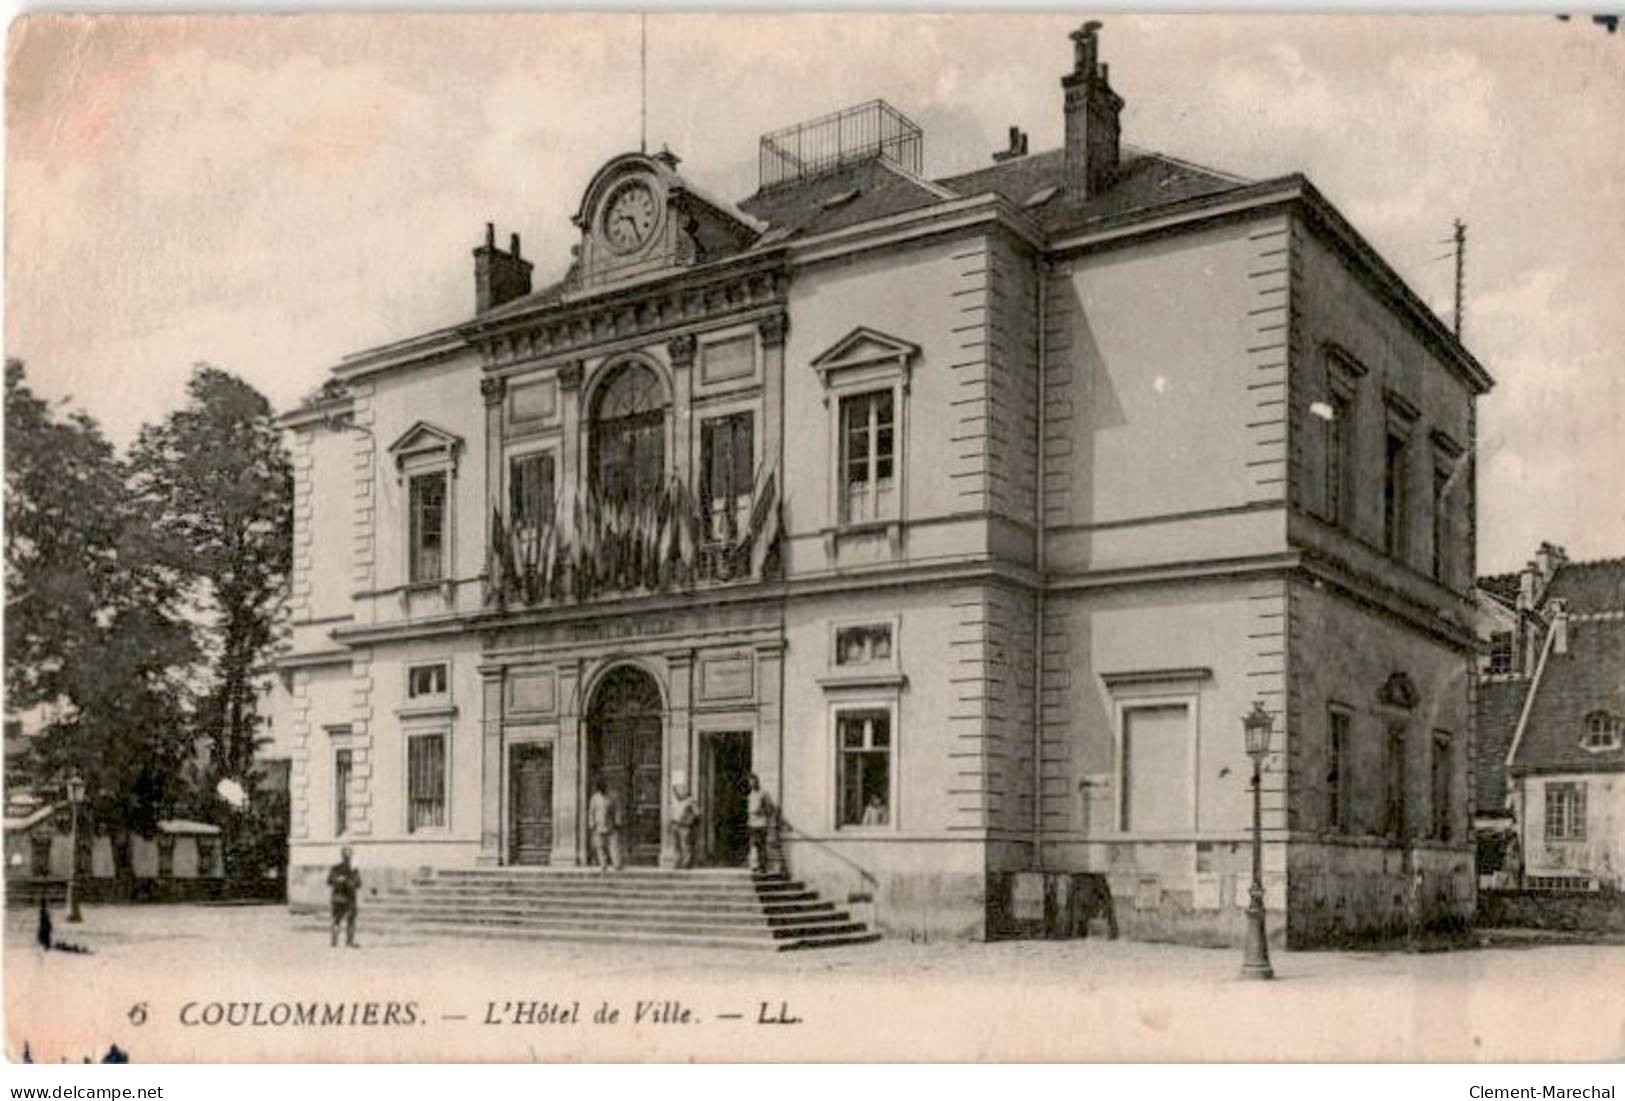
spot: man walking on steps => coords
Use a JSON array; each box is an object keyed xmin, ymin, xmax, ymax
[
  {"xmin": 746, "ymin": 773, "xmax": 775, "ymax": 874},
  {"xmin": 328, "ymin": 846, "xmax": 361, "ymax": 948}
]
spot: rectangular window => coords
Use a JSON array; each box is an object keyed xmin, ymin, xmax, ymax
[
  {"xmin": 836, "ymin": 710, "xmax": 891, "ymax": 827},
  {"xmin": 840, "ymin": 390, "xmax": 895, "ymax": 524},
  {"xmin": 156, "ymin": 837, "xmax": 175, "ymax": 879},
  {"xmin": 1384, "ymin": 432, "xmax": 1409, "ymax": 560},
  {"xmin": 1383, "ymin": 725, "xmax": 1408, "ymax": 840},
  {"xmin": 1121, "ymin": 703, "xmax": 1192, "ymax": 833},
  {"xmin": 1431, "ymin": 731, "xmax": 1453, "ymax": 841},
  {"xmin": 1488, "ymin": 631, "xmax": 1514, "ymax": 676},
  {"xmin": 74, "ymin": 836, "xmax": 92, "ymax": 877},
  {"xmin": 30, "ymin": 835, "xmax": 51, "ymax": 878},
  {"xmin": 1328, "ymin": 708, "xmax": 1351, "ymax": 833},
  {"xmin": 1325, "ymin": 392, "xmax": 1353, "ymax": 528},
  {"xmin": 1545, "ymin": 782, "xmax": 1587, "ymax": 841},
  {"xmin": 1431, "ymin": 466, "xmax": 1450, "ymax": 583},
  {"xmin": 407, "ymin": 663, "xmax": 448, "ymax": 699},
  {"xmin": 197, "ymin": 839, "xmax": 218, "ymax": 878},
  {"xmin": 508, "ymin": 452, "xmax": 556, "ymax": 535},
  {"xmin": 700, "ymin": 413, "xmax": 754, "ymax": 542},
  {"xmin": 835, "ymin": 623, "xmax": 893, "ymax": 667},
  {"xmin": 409, "ymin": 471, "xmax": 448, "ymax": 583},
  {"xmin": 407, "ymin": 733, "xmax": 448, "ymax": 832},
  {"xmin": 335, "ymin": 748, "xmax": 353, "ymax": 837}
]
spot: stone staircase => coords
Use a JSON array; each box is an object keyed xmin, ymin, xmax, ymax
[{"xmin": 311, "ymin": 866, "xmax": 879, "ymax": 951}]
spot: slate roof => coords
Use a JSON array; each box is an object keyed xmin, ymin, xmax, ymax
[
  {"xmin": 737, "ymin": 157, "xmax": 951, "ymax": 241},
  {"xmin": 1510, "ymin": 614, "xmax": 1625, "ymax": 776},
  {"xmin": 734, "ymin": 144, "xmax": 1253, "ymax": 244},
  {"xmin": 935, "ymin": 146, "xmax": 1251, "ymax": 234},
  {"xmin": 1543, "ymin": 558, "xmax": 1625, "ymax": 613},
  {"xmin": 1478, "ymin": 571, "xmax": 1522, "ymax": 610},
  {"xmin": 1475, "ymin": 678, "xmax": 1529, "ymax": 815}
]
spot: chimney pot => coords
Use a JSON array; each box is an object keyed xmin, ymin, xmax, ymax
[
  {"xmin": 510, "ymin": 233, "xmax": 521, "ymax": 259},
  {"xmin": 485, "ymin": 222, "xmax": 495, "ymax": 249}
]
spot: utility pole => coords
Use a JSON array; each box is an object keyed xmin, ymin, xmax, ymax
[{"xmin": 1453, "ymin": 218, "xmax": 1467, "ymax": 340}]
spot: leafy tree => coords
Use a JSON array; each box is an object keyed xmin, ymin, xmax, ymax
[
  {"xmin": 5, "ymin": 360, "xmax": 199, "ymax": 894},
  {"xmin": 129, "ymin": 365, "xmax": 292, "ymax": 879}
]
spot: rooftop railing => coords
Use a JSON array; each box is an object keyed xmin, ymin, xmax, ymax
[{"xmin": 758, "ymin": 99, "xmax": 923, "ymax": 191}]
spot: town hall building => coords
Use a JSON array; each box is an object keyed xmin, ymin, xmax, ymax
[{"xmin": 276, "ymin": 24, "xmax": 1492, "ymax": 946}]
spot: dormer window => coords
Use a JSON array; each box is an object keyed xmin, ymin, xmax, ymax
[{"xmin": 1582, "ymin": 711, "xmax": 1622, "ymax": 752}]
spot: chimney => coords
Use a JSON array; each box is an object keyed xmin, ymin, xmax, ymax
[
  {"xmin": 993, "ymin": 126, "xmax": 1030, "ymax": 163},
  {"xmin": 1517, "ymin": 561, "xmax": 1539, "ymax": 612},
  {"xmin": 473, "ymin": 222, "xmax": 534, "ymax": 314},
  {"xmin": 1535, "ymin": 541, "xmax": 1567, "ymax": 584},
  {"xmin": 1061, "ymin": 21, "xmax": 1124, "ymax": 201}
]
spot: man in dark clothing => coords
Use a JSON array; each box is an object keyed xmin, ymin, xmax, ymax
[{"xmin": 328, "ymin": 846, "xmax": 361, "ymax": 948}]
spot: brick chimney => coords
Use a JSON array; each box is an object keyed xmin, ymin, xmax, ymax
[
  {"xmin": 1061, "ymin": 21, "xmax": 1123, "ymax": 202},
  {"xmin": 993, "ymin": 126, "xmax": 1029, "ymax": 163},
  {"xmin": 473, "ymin": 223, "xmax": 533, "ymax": 314}
]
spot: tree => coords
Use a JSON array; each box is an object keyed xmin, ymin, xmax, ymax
[
  {"xmin": 5, "ymin": 360, "xmax": 199, "ymax": 894},
  {"xmin": 129, "ymin": 365, "xmax": 292, "ymax": 879}
]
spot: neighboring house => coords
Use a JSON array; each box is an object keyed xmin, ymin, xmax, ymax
[
  {"xmin": 3, "ymin": 802, "xmax": 223, "ymax": 904},
  {"xmin": 271, "ymin": 24, "xmax": 1489, "ymax": 946},
  {"xmin": 1476, "ymin": 546, "xmax": 1625, "ymax": 890}
]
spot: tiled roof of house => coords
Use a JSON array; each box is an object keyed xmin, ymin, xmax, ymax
[
  {"xmin": 1475, "ymin": 678, "xmax": 1530, "ymax": 815},
  {"xmin": 1510, "ymin": 614, "xmax": 1625, "ymax": 776},
  {"xmin": 1543, "ymin": 557, "xmax": 1625, "ymax": 613}
]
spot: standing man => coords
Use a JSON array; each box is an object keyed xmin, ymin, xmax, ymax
[
  {"xmin": 327, "ymin": 845, "xmax": 361, "ymax": 948},
  {"xmin": 670, "ymin": 783, "xmax": 698, "ymax": 869},
  {"xmin": 745, "ymin": 773, "xmax": 775, "ymax": 874},
  {"xmin": 588, "ymin": 777, "xmax": 619, "ymax": 873}
]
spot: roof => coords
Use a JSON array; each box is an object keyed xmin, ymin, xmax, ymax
[
  {"xmin": 1478, "ymin": 571, "xmax": 1522, "ymax": 611},
  {"xmin": 1510, "ymin": 614, "xmax": 1625, "ymax": 776},
  {"xmin": 935, "ymin": 146, "xmax": 1251, "ymax": 234},
  {"xmin": 1543, "ymin": 558, "xmax": 1625, "ymax": 614},
  {"xmin": 738, "ymin": 157, "xmax": 951, "ymax": 242},
  {"xmin": 1475, "ymin": 678, "xmax": 1529, "ymax": 814}
]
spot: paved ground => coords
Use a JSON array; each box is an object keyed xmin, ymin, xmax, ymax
[{"xmin": 7, "ymin": 903, "xmax": 1624, "ymax": 1062}]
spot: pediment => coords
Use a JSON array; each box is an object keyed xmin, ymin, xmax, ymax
[
  {"xmin": 809, "ymin": 327, "xmax": 921, "ymax": 381},
  {"xmin": 387, "ymin": 421, "xmax": 464, "ymax": 473}
]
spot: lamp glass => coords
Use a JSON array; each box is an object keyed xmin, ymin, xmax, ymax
[{"xmin": 1242, "ymin": 703, "xmax": 1272, "ymax": 760}]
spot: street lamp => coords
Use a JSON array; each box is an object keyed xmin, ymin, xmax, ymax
[
  {"xmin": 64, "ymin": 774, "xmax": 86, "ymax": 924},
  {"xmin": 1240, "ymin": 701, "xmax": 1274, "ymax": 980}
]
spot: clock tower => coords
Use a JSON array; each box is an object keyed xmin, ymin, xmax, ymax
[{"xmin": 571, "ymin": 150, "xmax": 760, "ymax": 290}]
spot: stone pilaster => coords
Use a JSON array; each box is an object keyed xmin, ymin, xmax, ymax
[
  {"xmin": 481, "ymin": 376, "xmax": 507, "ymax": 602},
  {"xmin": 558, "ymin": 361, "xmax": 584, "ymax": 542},
  {"xmin": 662, "ymin": 650, "xmax": 695, "ymax": 868},
  {"xmin": 758, "ymin": 312, "xmax": 787, "ymax": 537},
  {"xmin": 477, "ymin": 663, "xmax": 505, "ymax": 866},
  {"xmin": 349, "ymin": 380, "xmax": 376, "ymax": 612},
  {"xmin": 667, "ymin": 336, "xmax": 695, "ymax": 489},
  {"xmin": 347, "ymin": 647, "xmax": 374, "ymax": 836},
  {"xmin": 289, "ymin": 669, "xmax": 311, "ymax": 841},
  {"xmin": 554, "ymin": 660, "xmax": 584, "ymax": 867},
  {"xmin": 754, "ymin": 640, "xmax": 786, "ymax": 807}
]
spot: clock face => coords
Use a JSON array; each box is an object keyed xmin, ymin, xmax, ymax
[{"xmin": 603, "ymin": 181, "xmax": 659, "ymax": 254}]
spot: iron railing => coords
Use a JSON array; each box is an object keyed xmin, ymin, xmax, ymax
[{"xmin": 758, "ymin": 100, "xmax": 923, "ymax": 191}]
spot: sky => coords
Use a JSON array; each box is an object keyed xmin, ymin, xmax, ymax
[{"xmin": 6, "ymin": 12, "xmax": 1622, "ymax": 575}]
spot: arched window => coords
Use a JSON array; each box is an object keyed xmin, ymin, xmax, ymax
[{"xmin": 590, "ymin": 362, "xmax": 667, "ymax": 502}]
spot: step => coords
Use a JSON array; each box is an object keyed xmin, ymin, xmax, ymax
[
  {"xmin": 395, "ymin": 883, "xmax": 821, "ymax": 905},
  {"xmin": 352, "ymin": 911, "xmax": 871, "ymax": 941},
  {"xmin": 365, "ymin": 902, "xmax": 855, "ymax": 931},
  {"xmin": 377, "ymin": 893, "xmax": 838, "ymax": 918},
  {"xmin": 301, "ymin": 920, "xmax": 870, "ymax": 952},
  {"xmin": 432, "ymin": 867, "xmax": 768, "ymax": 883}
]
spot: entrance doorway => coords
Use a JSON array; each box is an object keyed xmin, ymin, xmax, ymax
[
  {"xmin": 508, "ymin": 744, "xmax": 553, "ymax": 866},
  {"xmin": 587, "ymin": 666, "xmax": 664, "ymax": 866},
  {"xmin": 700, "ymin": 731, "xmax": 752, "ymax": 867}
]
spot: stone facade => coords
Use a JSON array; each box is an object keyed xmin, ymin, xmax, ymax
[{"xmin": 271, "ymin": 25, "xmax": 1490, "ymax": 945}]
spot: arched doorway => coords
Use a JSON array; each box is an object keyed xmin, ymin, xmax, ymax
[{"xmin": 587, "ymin": 665, "xmax": 664, "ymax": 866}]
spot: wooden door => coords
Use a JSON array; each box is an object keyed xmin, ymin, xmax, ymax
[
  {"xmin": 588, "ymin": 667, "xmax": 664, "ymax": 866},
  {"xmin": 702, "ymin": 732, "xmax": 751, "ymax": 866},
  {"xmin": 508, "ymin": 744, "xmax": 553, "ymax": 865}
]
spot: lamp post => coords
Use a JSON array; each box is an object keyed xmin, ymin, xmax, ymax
[
  {"xmin": 1240, "ymin": 701, "xmax": 1274, "ymax": 980},
  {"xmin": 65, "ymin": 774, "xmax": 86, "ymax": 924}
]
